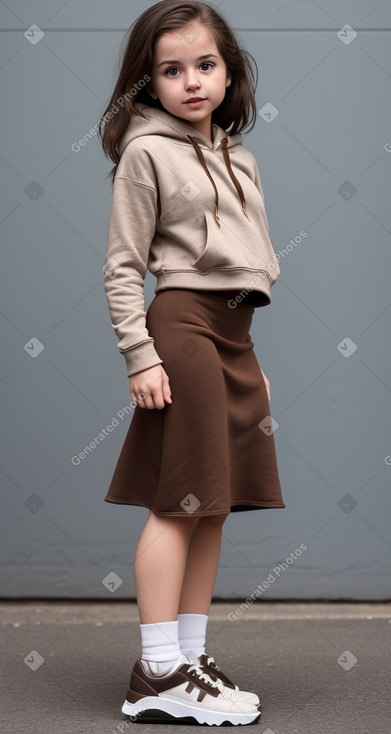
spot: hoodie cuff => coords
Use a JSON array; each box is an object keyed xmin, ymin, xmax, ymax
[{"xmin": 121, "ymin": 340, "xmax": 163, "ymax": 379}]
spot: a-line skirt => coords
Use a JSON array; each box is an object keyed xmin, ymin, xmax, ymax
[{"xmin": 104, "ymin": 288, "xmax": 286, "ymax": 516}]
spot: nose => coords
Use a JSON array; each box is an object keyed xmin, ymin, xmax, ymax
[{"xmin": 184, "ymin": 68, "xmax": 201, "ymax": 90}]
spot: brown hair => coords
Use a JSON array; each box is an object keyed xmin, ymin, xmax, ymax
[{"xmin": 98, "ymin": 0, "xmax": 258, "ymax": 183}]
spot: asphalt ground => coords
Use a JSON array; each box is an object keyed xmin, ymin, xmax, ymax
[{"xmin": 1, "ymin": 602, "xmax": 390, "ymax": 734}]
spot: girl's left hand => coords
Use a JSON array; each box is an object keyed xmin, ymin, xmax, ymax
[{"xmin": 261, "ymin": 369, "xmax": 271, "ymax": 401}]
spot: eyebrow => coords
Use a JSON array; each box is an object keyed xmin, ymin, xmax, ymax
[{"xmin": 156, "ymin": 54, "xmax": 220, "ymax": 68}]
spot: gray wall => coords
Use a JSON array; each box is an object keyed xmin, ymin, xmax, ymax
[{"xmin": 1, "ymin": 0, "xmax": 390, "ymax": 600}]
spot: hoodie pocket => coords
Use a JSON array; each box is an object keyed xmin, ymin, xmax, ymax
[
  {"xmin": 191, "ymin": 207, "xmax": 281, "ymax": 283},
  {"xmin": 191, "ymin": 210, "xmax": 233, "ymax": 273}
]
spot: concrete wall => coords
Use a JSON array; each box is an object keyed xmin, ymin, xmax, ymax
[{"xmin": 1, "ymin": 0, "xmax": 390, "ymax": 599}]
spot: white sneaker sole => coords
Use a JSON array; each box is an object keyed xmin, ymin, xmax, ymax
[{"xmin": 122, "ymin": 695, "xmax": 261, "ymax": 726}]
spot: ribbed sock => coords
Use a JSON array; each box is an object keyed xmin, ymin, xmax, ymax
[
  {"xmin": 140, "ymin": 620, "xmax": 182, "ymax": 675},
  {"xmin": 177, "ymin": 613, "xmax": 208, "ymax": 657}
]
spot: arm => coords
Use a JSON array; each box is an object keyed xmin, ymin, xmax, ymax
[
  {"xmin": 247, "ymin": 150, "xmax": 270, "ymax": 235},
  {"xmin": 103, "ymin": 174, "xmax": 163, "ymax": 378}
]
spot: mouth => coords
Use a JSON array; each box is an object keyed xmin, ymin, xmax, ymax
[{"xmin": 185, "ymin": 97, "xmax": 206, "ymax": 104}]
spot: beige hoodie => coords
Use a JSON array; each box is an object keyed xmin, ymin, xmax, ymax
[{"xmin": 103, "ymin": 102, "xmax": 280, "ymax": 378}]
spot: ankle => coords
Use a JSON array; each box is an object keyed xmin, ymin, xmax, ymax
[
  {"xmin": 177, "ymin": 612, "xmax": 208, "ymax": 657},
  {"xmin": 140, "ymin": 620, "xmax": 181, "ymax": 672}
]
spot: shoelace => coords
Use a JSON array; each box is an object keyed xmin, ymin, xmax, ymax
[
  {"xmin": 202, "ymin": 654, "xmax": 237, "ymax": 689},
  {"xmin": 187, "ymin": 662, "xmax": 225, "ymax": 693},
  {"xmin": 205, "ymin": 655, "xmax": 218, "ymax": 666},
  {"xmin": 204, "ymin": 654, "xmax": 221, "ymax": 672}
]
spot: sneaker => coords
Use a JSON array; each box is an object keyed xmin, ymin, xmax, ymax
[
  {"xmin": 121, "ymin": 653, "xmax": 261, "ymax": 726},
  {"xmin": 198, "ymin": 652, "xmax": 261, "ymax": 708}
]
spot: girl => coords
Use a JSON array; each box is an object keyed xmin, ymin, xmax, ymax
[{"xmin": 99, "ymin": 0, "xmax": 285, "ymax": 726}]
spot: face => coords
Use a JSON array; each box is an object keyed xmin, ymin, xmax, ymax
[{"xmin": 148, "ymin": 22, "xmax": 231, "ymax": 141}]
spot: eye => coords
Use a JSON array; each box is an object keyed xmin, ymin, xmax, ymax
[{"xmin": 164, "ymin": 61, "xmax": 215, "ymax": 76}]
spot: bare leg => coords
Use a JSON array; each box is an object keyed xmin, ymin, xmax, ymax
[
  {"xmin": 178, "ymin": 513, "xmax": 229, "ymax": 615},
  {"xmin": 134, "ymin": 510, "xmax": 199, "ymax": 624}
]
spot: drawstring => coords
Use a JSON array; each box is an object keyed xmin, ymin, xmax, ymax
[
  {"xmin": 220, "ymin": 138, "xmax": 250, "ymax": 223},
  {"xmin": 187, "ymin": 134, "xmax": 221, "ymax": 227},
  {"xmin": 186, "ymin": 134, "xmax": 250, "ymax": 228}
]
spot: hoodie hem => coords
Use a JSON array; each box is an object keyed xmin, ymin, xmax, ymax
[{"xmin": 155, "ymin": 269, "xmax": 272, "ymax": 304}]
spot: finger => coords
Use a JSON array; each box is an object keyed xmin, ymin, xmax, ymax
[
  {"xmin": 154, "ymin": 391, "xmax": 167, "ymax": 410},
  {"xmin": 141, "ymin": 388, "xmax": 157, "ymax": 410},
  {"xmin": 148, "ymin": 376, "xmax": 166, "ymax": 410},
  {"xmin": 133, "ymin": 390, "xmax": 147, "ymax": 409},
  {"xmin": 149, "ymin": 387, "xmax": 166, "ymax": 410},
  {"xmin": 162, "ymin": 375, "xmax": 172, "ymax": 404}
]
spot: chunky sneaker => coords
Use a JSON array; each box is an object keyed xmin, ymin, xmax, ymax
[
  {"xmin": 121, "ymin": 653, "xmax": 261, "ymax": 725},
  {"xmin": 198, "ymin": 652, "xmax": 261, "ymax": 708}
]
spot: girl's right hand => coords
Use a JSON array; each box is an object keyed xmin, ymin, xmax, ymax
[{"xmin": 129, "ymin": 364, "xmax": 172, "ymax": 410}]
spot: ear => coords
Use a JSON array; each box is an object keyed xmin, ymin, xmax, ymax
[{"xmin": 226, "ymin": 75, "xmax": 232, "ymax": 88}]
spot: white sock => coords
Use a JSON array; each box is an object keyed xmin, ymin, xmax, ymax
[
  {"xmin": 177, "ymin": 613, "xmax": 208, "ymax": 657},
  {"xmin": 140, "ymin": 620, "xmax": 182, "ymax": 675}
]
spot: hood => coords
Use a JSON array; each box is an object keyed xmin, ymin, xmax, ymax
[{"xmin": 118, "ymin": 102, "xmax": 250, "ymax": 228}]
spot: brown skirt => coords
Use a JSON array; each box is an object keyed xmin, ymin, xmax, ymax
[{"xmin": 104, "ymin": 288, "xmax": 286, "ymax": 516}]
